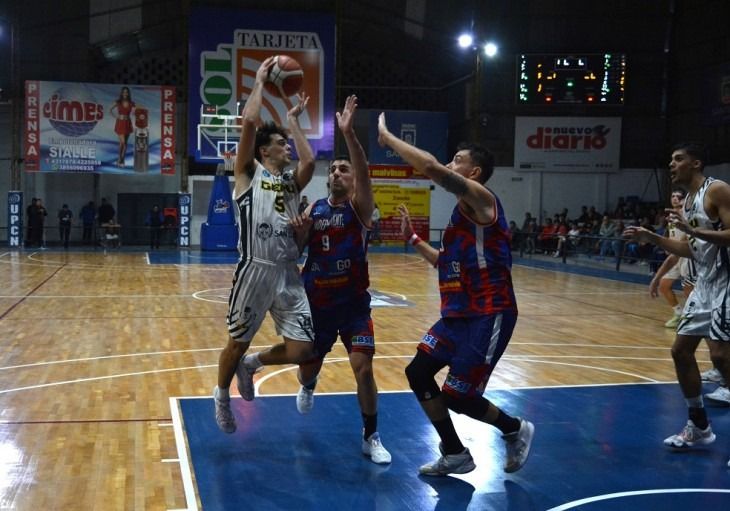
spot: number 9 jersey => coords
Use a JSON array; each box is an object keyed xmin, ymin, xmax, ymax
[{"xmin": 302, "ymin": 198, "xmax": 370, "ymax": 309}]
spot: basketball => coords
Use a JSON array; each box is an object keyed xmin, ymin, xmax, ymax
[{"xmin": 264, "ymin": 55, "xmax": 304, "ymax": 98}]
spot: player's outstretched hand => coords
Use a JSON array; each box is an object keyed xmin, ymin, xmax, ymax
[
  {"xmin": 377, "ymin": 112, "xmax": 390, "ymax": 147},
  {"xmin": 336, "ymin": 95, "xmax": 357, "ymax": 135},
  {"xmin": 287, "ymin": 92, "xmax": 310, "ymax": 120},
  {"xmin": 398, "ymin": 203, "xmax": 414, "ymax": 240},
  {"xmin": 622, "ymin": 225, "xmax": 651, "ymax": 242}
]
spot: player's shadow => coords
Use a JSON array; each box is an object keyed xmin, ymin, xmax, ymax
[{"xmin": 418, "ymin": 475, "xmax": 476, "ymax": 511}]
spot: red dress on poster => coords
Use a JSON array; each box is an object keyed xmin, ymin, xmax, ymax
[{"xmin": 114, "ymin": 100, "xmax": 136, "ymax": 136}]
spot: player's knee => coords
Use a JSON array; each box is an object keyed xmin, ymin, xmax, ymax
[
  {"xmin": 405, "ymin": 359, "xmax": 440, "ymax": 401},
  {"xmin": 288, "ymin": 342, "xmax": 315, "ymax": 364}
]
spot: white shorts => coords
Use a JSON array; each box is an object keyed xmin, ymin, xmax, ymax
[
  {"xmin": 677, "ymin": 276, "xmax": 730, "ymax": 341},
  {"xmin": 662, "ymin": 263, "xmax": 681, "ymax": 281},
  {"xmin": 227, "ymin": 258, "xmax": 314, "ymax": 343}
]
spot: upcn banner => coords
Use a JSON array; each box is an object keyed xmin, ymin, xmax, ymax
[
  {"xmin": 24, "ymin": 81, "xmax": 176, "ymax": 174},
  {"xmin": 514, "ymin": 117, "xmax": 621, "ymax": 172},
  {"xmin": 7, "ymin": 191, "xmax": 22, "ymax": 248},
  {"xmin": 189, "ymin": 7, "xmax": 335, "ymax": 162},
  {"xmin": 178, "ymin": 194, "xmax": 191, "ymax": 247}
]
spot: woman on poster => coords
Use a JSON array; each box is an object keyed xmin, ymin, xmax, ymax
[{"xmin": 110, "ymin": 86, "xmax": 136, "ymax": 167}]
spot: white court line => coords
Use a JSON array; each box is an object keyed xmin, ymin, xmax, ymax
[
  {"xmin": 145, "ymin": 253, "xmax": 151, "ymax": 265},
  {"xmin": 161, "ymin": 458, "xmax": 179, "ymax": 463},
  {"xmin": 547, "ymin": 488, "xmax": 730, "ymax": 511},
  {"xmin": 0, "ymin": 364, "xmax": 217, "ymax": 394},
  {"xmin": 158, "ymin": 423, "xmax": 173, "ymax": 427},
  {"xmin": 0, "ymin": 341, "xmax": 708, "ymax": 372},
  {"xmin": 0, "ymin": 294, "xmax": 196, "ymax": 299},
  {"xmin": 170, "ymin": 397, "xmax": 198, "ymax": 511}
]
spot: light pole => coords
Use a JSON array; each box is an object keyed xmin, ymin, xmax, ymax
[{"xmin": 458, "ymin": 33, "xmax": 498, "ymax": 143}]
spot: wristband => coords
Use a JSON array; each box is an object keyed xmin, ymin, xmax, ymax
[{"xmin": 409, "ymin": 233, "xmax": 422, "ymax": 246}]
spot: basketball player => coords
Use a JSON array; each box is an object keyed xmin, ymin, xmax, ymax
[
  {"xmin": 649, "ymin": 189, "xmax": 695, "ymax": 328},
  {"xmin": 290, "ymin": 95, "xmax": 391, "ymax": 464},
  {"xmin": 376, "ymin": 113, "xmax": 534, "ymax": 476},
  {"xmin": 213, "ymin": 56, "xmax": 316, "ymax": 433},
  {"xmin": 624, "ymin": 142, "xmax": 730, "ymax": 467}
]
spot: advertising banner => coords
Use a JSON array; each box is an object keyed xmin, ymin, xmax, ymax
[
  {"xmin": 178, "ymin": 194, "xmax": 191, "ymax": 247},
  {"xmin": 514, "ymin": 117, "xmax": 621, "ymax": 171},
  {"xmin": 7, "ymin": 191, "xmax": 22, "ymax": 248},
  {"xmin": 189, "ymin": 7, "xmax": 335, "ymax": 161},
  {"xmin": 372, "ymin": 182, "xmax": 430, "ymax": 243},
  {"xmin": 24, "ymin": 81, "xmax": 176, "ymax": 174}
]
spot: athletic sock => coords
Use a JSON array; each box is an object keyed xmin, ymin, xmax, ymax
[
  {"xmin": 362, "ymin": 413, "xmax": 378, "ymax": 440},
  {"xmin": 686, "ymin": 397, "xmax": 708, "ymax": 429},
  {"xmin": 673, "ymin": 304, "xmax": 682, "ymax": 315},
  {"xmin": 432, "ymin": 417, "xmax": 464, "ymax": 455},
  {"xmin": 215, "ymin": 386, "xmax": 229, "ymax": 400},
  {"xmin": 243, "ymin": 352, "xmax": 262, "ymax": 369},
  {"xmin": 494, "ymin": 410, "xmax": 521, "ymax": 436}
]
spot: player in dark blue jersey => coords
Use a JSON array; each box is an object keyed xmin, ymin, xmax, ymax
[
  {"xmin": 378, "ymin": 113, "xmax": 534, "ymax": 476},
  {"xmin": 291, "ymin": 96, "xmax": 391, "ymax": 464}
]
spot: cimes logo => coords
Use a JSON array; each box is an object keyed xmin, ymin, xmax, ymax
[{"xmin": 43, "ymin": 84, "xmax": 104, "ymax": 137}]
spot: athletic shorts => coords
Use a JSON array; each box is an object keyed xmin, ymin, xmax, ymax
[
  {"xmin": 677, "ymin": 276, "xmax": 730, "ymax": 341},
  {"xmin": 418, "ymin": 311, "xmax": 517, "ymax": 398},
  {"xmin": 227, "ymin": 258, "xmax": 313, "ymax": 343},
  {"xmin": 310, "ymin": 294, "xmax": 374, "ymax": 358}
]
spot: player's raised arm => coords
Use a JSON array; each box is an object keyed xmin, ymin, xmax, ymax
[
  {"xmin": 288, "ymin": 92, "xmax": 315, "ymax": 190},
  {"xmin": 236, "ymin": 57, "xmax": 275, "ymax": 179},
  {"xmin": 337, "ymin": 95, "xmax": 373, "ymax": 223}
]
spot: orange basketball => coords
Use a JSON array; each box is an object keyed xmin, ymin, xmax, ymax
[{"xmin": 264, "ymin": 55, "xmax": 304, "ymax": 98}]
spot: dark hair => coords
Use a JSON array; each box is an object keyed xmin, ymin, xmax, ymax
[
  {"xmin": 255, "ymin": 121, "xmax": 289, "ymax": 161},
  {"xmin": 672, "ymin": 142, "xmax": 707, "ymax": 170},
  {"xmin": 117, "ymin": 86, "xmax": 132, "ymax": 103},
  {"xmin": 456, "ymin": 142, "xmax": 494, "ymax": 183},
  {"xmin": 330, "ymin": 154, "xmax": 351, "ymax": 164},
  {"xmin": 671, "ymin": 188, "xmax": 686, "ymax": 198}
]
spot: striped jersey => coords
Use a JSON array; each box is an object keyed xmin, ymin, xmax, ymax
[
  {"xmin": 234, "ymin": 161, "xmax": 300, "ymax": 263},
  {"xmin": 684, "ymin": 177, "xmax": 728, "ymax": 284},
  {"xmin": 438, "ymin": 195, "xmax": 517, "ymax": 316},
  {"xmin": 302, "ymin": 198, "xmax": 370, "ymax": 309}
]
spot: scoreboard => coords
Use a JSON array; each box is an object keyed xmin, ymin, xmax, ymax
[{"xmin": 518, "ymin": 53, "xmax": 626, "ymax": 105}]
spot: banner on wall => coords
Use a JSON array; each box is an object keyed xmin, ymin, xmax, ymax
[
  {"xmin": 189, "ymin": 7, "xmax": 335, "ymax": 162},
  {"xmin": 23, "ymin": 81, "xmax": 176, "ymax": 174},
  {"xmin": 514, "ymin": 117, "xmax": 621, "ymax": 172},
  {"xmin": 178, "ymin": 194, "xmax": 191, "ymax": 247},
  {"xmin": 7, "ymin": 191, "xmax": 22, "ymax": 248},
  {"xmin": 367, "ymin": 110, "xmax": 448, "ymax": 165},
  {"xmin": 702, "ymin": 62, "xmax": 730, "ymax": 125}
]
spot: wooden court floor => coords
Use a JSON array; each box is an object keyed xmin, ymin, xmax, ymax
[{"xmin": 0, "ymin": 250, "xmax": 707, "ymax": 510}]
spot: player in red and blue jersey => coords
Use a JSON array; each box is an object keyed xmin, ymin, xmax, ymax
[
  {"xmin": 291, "ymin": 96, "xmax": 391, "ymax": 464},
  {"xmin": 378, "ymin": 113, "xmax": 534, "ymax": 476}
]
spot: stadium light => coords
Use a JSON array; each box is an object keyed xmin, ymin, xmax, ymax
[{"xmin": 457, "ymin": 33, "xmax": 473, "ymax": 48}]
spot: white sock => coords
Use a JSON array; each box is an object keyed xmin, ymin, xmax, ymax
[
  {"xmin": 673, "ymin": 305, "xmax": 682, "ymax": 315},
  {"xmin": 243, "ymin": 352, "xmax": 263, "ymax": 369},
  {"xmin": 216, "ymin": 386, "xmax": 230, "ymax": 400},
  {"xmin": 685, "ymin": 396, "xmax": 703, "ymax": 408}
]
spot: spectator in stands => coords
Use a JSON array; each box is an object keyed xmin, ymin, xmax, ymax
[
  {"xmin": 577, "ymin": 206, "xmax": 590, "ymax": 225},
  {"xmin": 31, "ymin": 198, "xmax": 48, "ymax": 248},
  {"xmin": 555, "ymin": 221, "xmax": 581, "ymax": 257},
  {"xmin": 145, "ymin": 205, "xmax": 164, "ymax": 250},
  {"xmin": 298, "ymin": 195, "xmax": 310, "ymax": 215},
  {"xmin": 509, "ymin": 220, "xmax": 519, "ymax": 250},
  {"xmin": 80, "ymin": 201, "xmax": 96, "ymax": 245},
  {"xmin": 597, "ymin": 216, "xmax": 617, "ymax": 258},
  {"xmin": 538, "ymin": 217, "xmax": 558, "ymax": 253},
  {"xmin": 25, "ymin": 198, "xmax": 37, "ymax": 247},
  {"xmin": 58, "ymin": 204, "xmax": 73, "ymax": 249},
  {"xmin": 98, "ymin": 198, "xmax": 115, "ymax": 225}
]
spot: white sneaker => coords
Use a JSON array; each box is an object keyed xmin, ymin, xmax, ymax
[
  {"xmin": 235, "ymin": 359, "xmax": 261, "ymax": 401},
  {"xmin": 296, "ymin": 385, "xmax": 315, "ymax": 414},
  {"xmin": 663, "ymin": 420, "xmax": 716, "ymax": 448},
  {"xmin": 664, "ymin": 315, "xmax": 680, "ymax": 329},
  {"xmin": 705, "ymin": 386, "xmax": 730, "ymax": 407},
  {"xmin": 362, "ymin": 432, "xmax": 392, "ymax": 464},
  {"xmin": 213, "ymin": 386, "xmax": 236, "ymax": 434},
  {"xmin": 701, "ymin": 367, "xmax": 726, "ymax": 386},
  {"xmin": 503, "ymin": 419, "xmax": 535, "ymax": 473},
  {"xmin": 418, "ymin": 446, "xmax": 475, "ymax": 476}
]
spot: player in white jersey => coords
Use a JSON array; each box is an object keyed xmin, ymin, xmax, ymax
[
  {"xmin": 214, "ymin": 56, "xmax": 316, "ymax": 434},
  {"xmin": 625, "ymin": 142, "xmax": 730, "ymax": 467},
  {"xmin": 649, "ymin": 189, "xmax": 695, "ymax": 328}
]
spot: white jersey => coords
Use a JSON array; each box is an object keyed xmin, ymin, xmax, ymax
[
  {"xmin": 677, "ymin": 177, "xmax": 730, "ymax": 340},
  {"xmin": 234, "ymin": 161, "xmax": 301, "ymax": 263},
  {"xmin": 684, "ymin": 177, "xmax": 725, "ymax": 283}
]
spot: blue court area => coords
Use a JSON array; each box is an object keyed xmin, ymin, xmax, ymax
[
  {"xmin": 149, "ymin": 250, "xmax": 241, "ymax": 264},
  {"xmin": 176, "ymin": 384, "xmax": 730, "ymax": 511}
]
